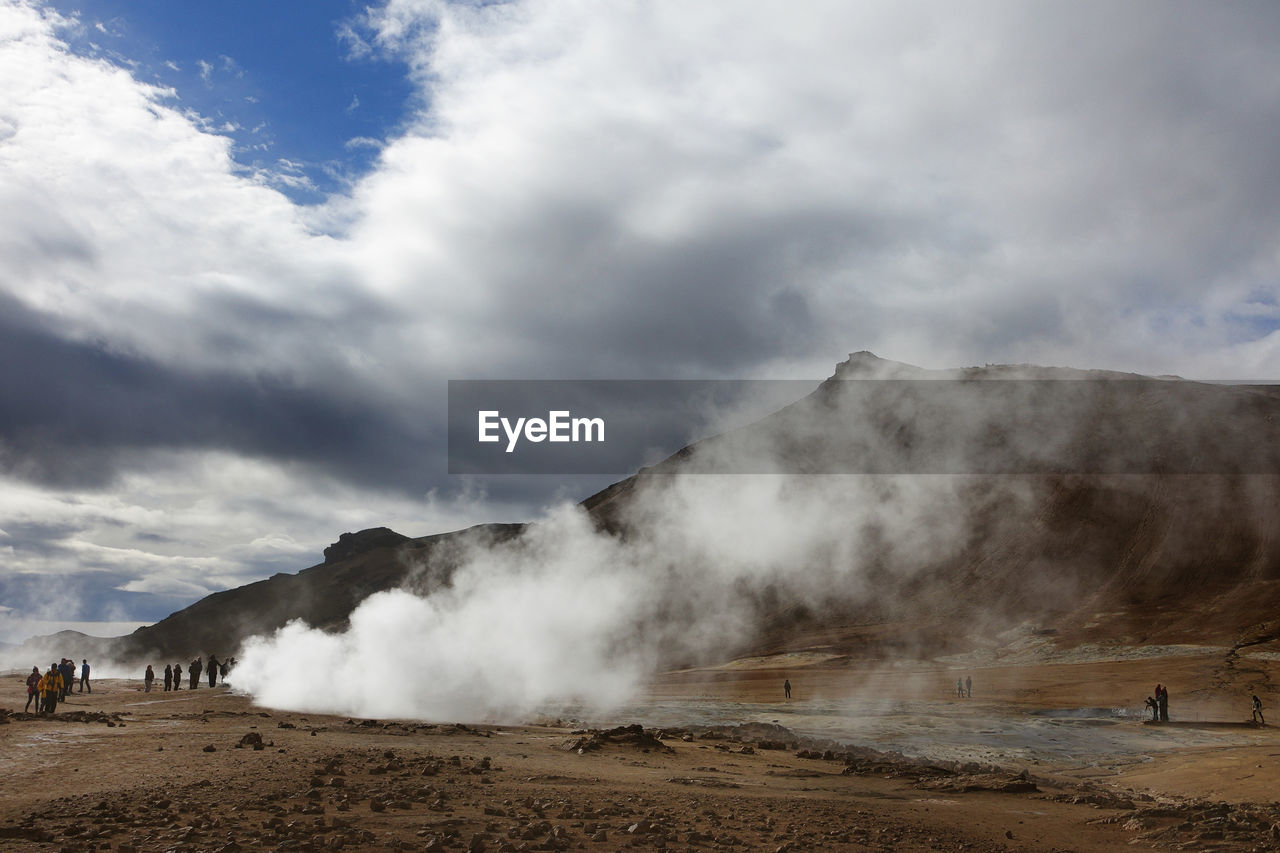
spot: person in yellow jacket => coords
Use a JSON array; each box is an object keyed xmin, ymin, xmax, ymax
[{"xmin": 39, "ymin": 664, "xmax": 64, "ymax": 714}]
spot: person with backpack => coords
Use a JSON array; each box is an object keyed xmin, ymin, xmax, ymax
[{"xmin": 25, "ymin": 666, "xmax": 40, "ymax": 712}]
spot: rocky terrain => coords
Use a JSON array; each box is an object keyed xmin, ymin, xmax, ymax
[{"xmin": 3, "ymin": 668, "xmax": 1280, "ymax": 853}]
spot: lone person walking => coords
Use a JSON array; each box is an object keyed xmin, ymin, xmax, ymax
[
  {"xmin": 79, "ymin": 659, "xmax": 91, "ymax": 693},
  {"xmin": 784, "ymin": 679, "xmax": 791, "ymax": 699},
  {"xmin": 1253, "ymin": 694, "xmax": 1265, "ymax": 725}
]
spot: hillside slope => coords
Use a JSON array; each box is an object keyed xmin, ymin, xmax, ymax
[{"xmin": 15, "ymin": 352, "xmax": 1280, "ymax": 667}]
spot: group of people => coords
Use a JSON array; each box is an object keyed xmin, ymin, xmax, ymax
[
  {"xmin": 1144, "ymin": 683, "xmax": 1267, "ymax": 725},
  {"xmin": 955, "ymin": 676, "xmax": 972, "ymax": 698},
  {"xmin": 1145, "ymin": 684, "xmax": 1171, "ymax": 721},
  {"xmin": 142, "ymin": 655, "xmax": 235, "ymax": 692},
  {"xmin": 24, "ymin": 659, "xmax": 90, "ymax": 714}
]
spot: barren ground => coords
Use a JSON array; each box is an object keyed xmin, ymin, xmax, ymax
[{"xmin": 2, "ymin": 647, "xmax": 1279, "ymax": 852}]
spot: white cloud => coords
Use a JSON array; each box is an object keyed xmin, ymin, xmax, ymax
[{"xmin": 344, "ymin": 135, "xmax": 382, "ymax": 150}]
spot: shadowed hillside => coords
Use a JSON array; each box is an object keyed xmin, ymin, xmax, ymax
[{"xmin": 90, "ymin": 524, "xmax": 524, "ymax": 664}]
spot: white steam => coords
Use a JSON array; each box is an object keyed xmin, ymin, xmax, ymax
[{"xmin": 234, "ymin": 471, "xmax": 985, "ymax": 721}]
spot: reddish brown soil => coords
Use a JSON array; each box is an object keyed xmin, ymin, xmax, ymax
[{"xmin": 3, "ymin": 652, "xmax": 1280, "ymax": 852}]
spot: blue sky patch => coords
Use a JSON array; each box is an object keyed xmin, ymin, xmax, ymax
[{"xmin": 49, "ymin": 0, "xmax": 414, "ymax": 202}]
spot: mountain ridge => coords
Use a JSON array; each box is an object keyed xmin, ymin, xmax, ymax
[{"xmin": 8, "ymin": 352, "xmax": 1280, "ymax": 669}]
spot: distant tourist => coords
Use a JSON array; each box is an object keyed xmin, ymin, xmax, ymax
[
  {"xmin": 1155, "ymin": 684, "xmax": 1169, "ymax": 722},
  {"xmin": 164, "ymin": 664, "xmax": 173, "ymax": 692},
  {"xmin": 965, "ymin": 675, "xmax": 972, "ymax": 698},
  {"xmin": 220, "ymin": 659, "xmax": 229, "ymax": 682},
  {"xmin": 190, "ymin": 657, "xmax": 202, "ymax": 689},
  {"xmin": 207, "ymin": 655, "xmax": 219, "ymax": 687},
  {"xmin": 144, "ymin": 665, "xmax": 155, "ymax": 692},
  {"xmin": 25, "ymin": 666, "xmax": 40, "ymax": 712},
  {"xmin": 1144, "ymin": 695, "xmax": 1158, "ymax": 721},
  {"xmin": 59, "ymin": 659, "xmax": 74, "ymax": 701},
  {"xmin": 1253, "ymin": 694, "xmax": 1265, "ymax": 725},
  {"xmin": 40, "ymin": 664, "xmax": 63, "ymax": 714},
  {"xmin": 173, "ymin": 663, "xmax": 183, "ymax": 690},
  {"xmin": 79, "ymin": 659, "xmax": 91, "ymax": 693},
  {"xmin": 956, "ymin": 677, "xmax": 964, "ymax": 698},
  {"xmin": 784, "ymin": 679, "xmax": 791, "ymax": 699}
]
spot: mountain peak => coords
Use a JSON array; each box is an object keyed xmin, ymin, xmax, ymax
[
  {"xmin": 323, "ymin": 527, "xmax": 410, "ymax": 564},
  {"xmin": 834, "ymin": 351, "xmax": 931, "ymax": 379}
]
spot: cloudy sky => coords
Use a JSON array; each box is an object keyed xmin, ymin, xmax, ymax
[{"xmin": 1, "ymin": 0, "xmax": 1278, "ymax": 642}]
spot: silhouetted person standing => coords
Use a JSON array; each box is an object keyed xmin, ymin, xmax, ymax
[
  {"xmin": 965, "ymin": 676, "xmax": 972, "ymax": 698},
  {"xmin": 173, "ymin": 663, "xmax": 182, "ymax": 690},
  {"xmin": 207, "ymin": 655, "xmax": 219, "ymax": 687},
  {"xmin": 164, "ymin": 664, "xmax": 173, "ymax": 691},
  {"xmin": 144, "ymin": 665, "xmax": 154, "ymax": 692},
  {"xmin": 784, "ymin": 679, "xmax": 791, "ymax": 699},
  {"xmin": 1253, "ymin": 694, "xmax": 1265, "ymax": 725},
  {"xmin": 59, "ymin": 659, "xmax": 73, "ymax": 701},
  {"xmin": 1156, "ymin": 684, "xmax": 1169, "ymax": 722},
  {"xmin": 190, "ymin": 657, "xmax": 202, "ymax": 689},
  {"xmin": 79, "ymin": 659, "xmax": 90, "ymax": 693}
]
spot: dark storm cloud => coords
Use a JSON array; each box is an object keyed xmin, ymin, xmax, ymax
[{"xmin": 0, "ymin": 293, "xmax": 439, "ymax": 493}]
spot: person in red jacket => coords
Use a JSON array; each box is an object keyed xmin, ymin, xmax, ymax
[{"xmin": 25, "ymin": 666, "xmax": 40, "ymax": 712}]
